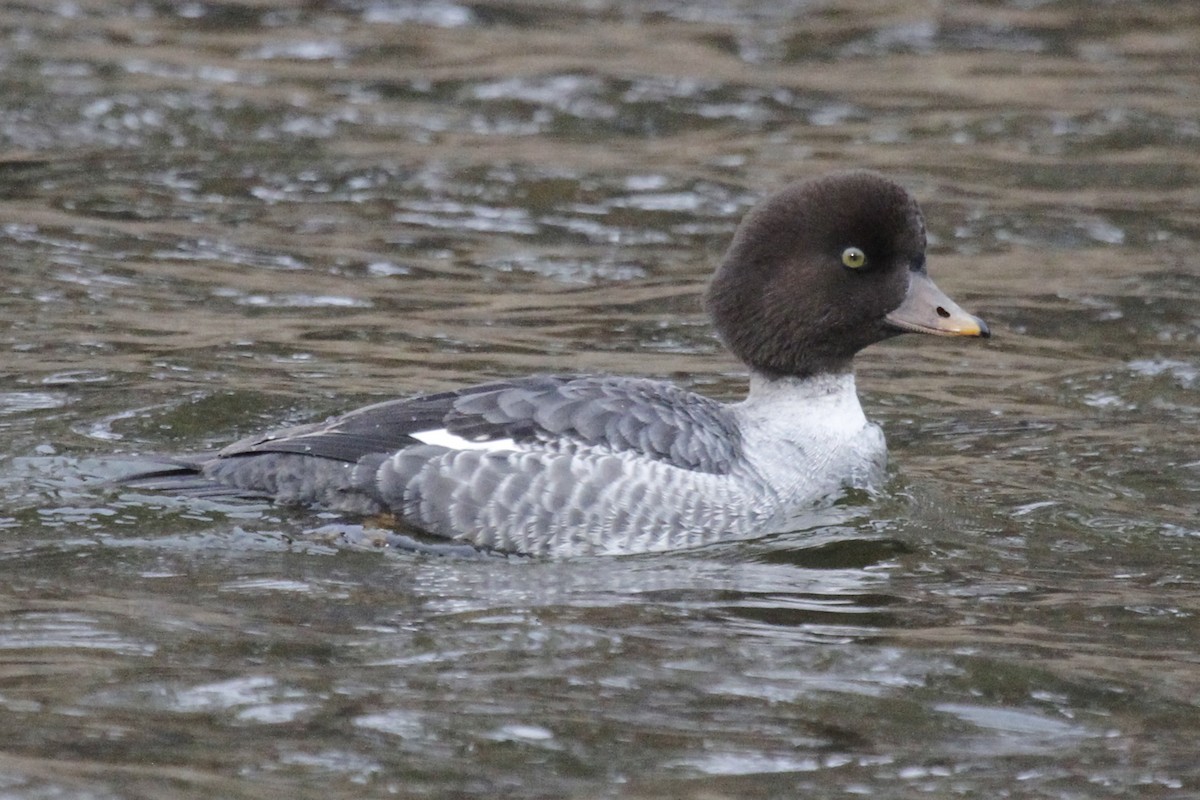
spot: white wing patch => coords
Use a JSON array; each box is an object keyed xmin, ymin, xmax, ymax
[{"xmin": 411, "ymin": 428, "xmax": 517, "ymax": 452}]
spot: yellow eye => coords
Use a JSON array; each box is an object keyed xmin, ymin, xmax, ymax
[{"xmin": 841, "ymin": 247, "xmax": 867, "ymax": 269}]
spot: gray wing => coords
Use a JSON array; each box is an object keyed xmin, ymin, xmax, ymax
[
  {"xmin": 122, "ymin": 374, "xmax": 744, "ymax": 553},
  {"xmin": 218, "ymin": 374, "xmax": 740, "ymax": 474}
]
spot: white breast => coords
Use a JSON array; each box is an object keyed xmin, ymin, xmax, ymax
[{"xmin": 732, "ymin": 371, "xmax": 887, "ymax": 505}]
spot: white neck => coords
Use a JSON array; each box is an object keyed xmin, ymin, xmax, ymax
[
  {"xmin": 729, "ymin": 369, "xmax": 873, "ymax": 474},
  {"xmin": 730, "ymin": 369, "xmax": 884, "ymax": 505},
  {"xmin": 738, "ymin": 371, "xmax": 867, "ymax": 433}
]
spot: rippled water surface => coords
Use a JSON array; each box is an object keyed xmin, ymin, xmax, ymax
[{"xmin": 1, "ymin": 1, "xmax": 1199, "ymax": 797}]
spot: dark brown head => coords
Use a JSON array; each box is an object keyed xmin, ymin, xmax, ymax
[{"xmin": 705, "ymin": 171, "xmax": 987, "ymax": 378}]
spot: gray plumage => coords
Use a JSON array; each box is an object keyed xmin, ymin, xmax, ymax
[
  {"xmin": 120, "ymin": 172, "xmax": 989, "ymax": 556},
  {"xmin": 127, "ymin": 375, "xmax": 765, "ymax": 555}
]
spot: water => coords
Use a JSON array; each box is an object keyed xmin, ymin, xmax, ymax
[{"xmin": 1, "ymin": 0, "xmax": 1199, "ymax": 796}]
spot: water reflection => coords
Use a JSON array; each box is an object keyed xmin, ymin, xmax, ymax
[{"xmin": 1, "ymin": 0, "xmax": 1199, "ymax": 796}]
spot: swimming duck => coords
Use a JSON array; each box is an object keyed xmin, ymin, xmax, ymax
[{"xmin": 124, "ymin": 171, "xmax": 988, "ymax": 556}]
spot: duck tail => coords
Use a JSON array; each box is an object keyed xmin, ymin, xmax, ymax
[{"xmin": 115, "ymin": 459, "xmax": 241, "ymax": 498}]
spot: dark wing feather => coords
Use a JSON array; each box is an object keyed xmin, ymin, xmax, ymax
[
  {"xmin": 216, "ymin": 374, "xmax": 740, "ymax": 474},
  {"xmin": 214, "ymin": 385, "xmax": 487, "ymax": 462}
]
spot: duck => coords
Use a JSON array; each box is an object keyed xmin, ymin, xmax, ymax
[{"xmin": 122, "ymin": 171, "xmax": 989, "ymax": 556}]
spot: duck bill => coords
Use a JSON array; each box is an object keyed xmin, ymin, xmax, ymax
[{"xmin": 885, "ymin": 272, "xmax": 990, "ymax": 338}]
